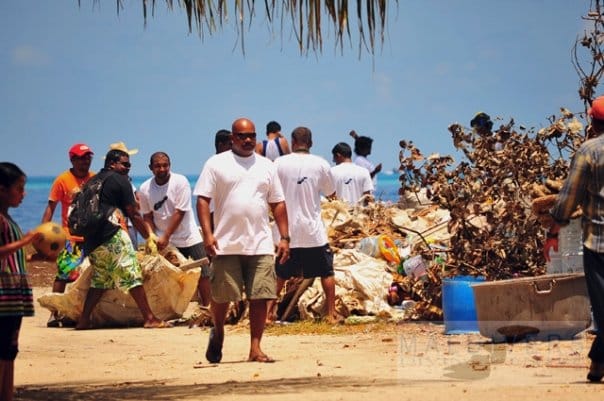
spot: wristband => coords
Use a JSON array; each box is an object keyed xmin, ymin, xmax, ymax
[{"xmin": 280, "ymin": 236, "xmax": 291, "ymax": 243}]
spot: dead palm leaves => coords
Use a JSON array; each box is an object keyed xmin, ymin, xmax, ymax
[{"xmin": 102, "ymin": 0, "xmax": 395, "ymax": 56}]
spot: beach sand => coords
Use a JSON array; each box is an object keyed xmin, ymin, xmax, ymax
[{"xmin": 12, "ymin": 264, "xmax": 603, "ymax": 400}]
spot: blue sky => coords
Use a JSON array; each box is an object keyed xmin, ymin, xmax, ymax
[{"xmin": 0, "ymin": 1, "xmax": 588, "ymax": 177}]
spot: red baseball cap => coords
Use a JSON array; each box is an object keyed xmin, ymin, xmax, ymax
[
  {"xmin": 589, "ymin": 96, "xmax": 604, "ymax": 120},
  {"xmin": 68, "ymin": 143, "xmax": 94, "ymax": 158}
]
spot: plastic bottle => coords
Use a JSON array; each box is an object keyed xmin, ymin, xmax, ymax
[
  {"xmin": 402, "ymin": 255, "xmax": 427, "ymax": 279},
  {"xmin": 357, "ymin": 236, "xmax": 381, "ymax": 258},
  {"xmin": 546, "ymin": 247, "xmax": 562, "ymax": 274},
  {"xmin": 558, "ymin": 219, "xmax": 584, "ymax": 274}
]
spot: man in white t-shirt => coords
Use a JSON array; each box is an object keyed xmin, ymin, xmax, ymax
[
  {"xmin": 350, "ymin": 131, "xmax": 382, "ymax": 187},
  {"xmin": 138, "ymin": 152, "xmax": 211, "ymax": 307},
  {"xmin": 330, "ymin": 142, "xmax": 374, "ymax": 204},
  {"xmin": 194, "ymin": 117, "xmax": 290, "ymax": 364},
  {"xmin": 271, "ymin": 126, "xmax": 339, "ymax": 324}
]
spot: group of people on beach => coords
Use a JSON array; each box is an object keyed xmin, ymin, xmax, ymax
[
  {"xmin": 3, "ymin": 103, "xmax": 604, "ymax": 398},
  {"xmin": 0, "ymin": 118, "xmax": 383, "ymax": 400}
]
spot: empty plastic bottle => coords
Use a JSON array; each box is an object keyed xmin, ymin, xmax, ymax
[{"xmin": 559, "ymin": 219, "xmax": 584, "ymax": 274}]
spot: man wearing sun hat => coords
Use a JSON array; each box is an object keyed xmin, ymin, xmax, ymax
[
  {"xmin": 108, "ymin": 142, "xmax": 140, "ymax": 246},
  {"xmin": 545, "ymin": 95, "xmax": 604, "ymax": 382},
  {"xmin": 41, "ymin": 143, "xmax": 95, "ymax": 327}
]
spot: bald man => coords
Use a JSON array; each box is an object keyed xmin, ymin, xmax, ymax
[{"xmin": 194, "ymin": 117, "xmax": 290, "ymax": 364}]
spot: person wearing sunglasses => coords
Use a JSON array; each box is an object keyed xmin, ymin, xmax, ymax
[
  {"xmin": 194, "ymin": 117, "xmax": 289, "ymax": 364},
  {"xmin": 138, "ymin": 152, "xmax": 212, "ymax": 308},
  {"xmin": 75, "ymin": 149, "xmax": 170, "ymax": 330},
  {"xmin": 40, "ymin": 143, "xmax": 95, "ymax": 327},
  {"xmin": 107, "ymin": 142, "xmax": 141, "ymax": 248}
]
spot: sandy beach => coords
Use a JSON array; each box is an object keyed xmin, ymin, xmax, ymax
[{"xmin": 11, "ymin": 284, "xmax": 603, "ymax": 401}]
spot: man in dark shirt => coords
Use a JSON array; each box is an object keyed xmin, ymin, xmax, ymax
[{"xmin": 76, "ymin": 149, "xmax": 169, "ymax": 329}]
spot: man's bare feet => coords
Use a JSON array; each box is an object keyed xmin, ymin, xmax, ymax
[
  {"xmin": 248, "ymin": 352, "xmax": 275, "ymax": 363},
  {"xmin": 324, "ymin": 315, "xmax": 344, "ymax": 325},
  {"xmin": 143, "ymin": 320, "xmax": 173, "ymax": 328}
]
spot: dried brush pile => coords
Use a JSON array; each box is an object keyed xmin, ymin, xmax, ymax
[{"xmin": 398, "ymin": 110, "xmax": 585, "ymax": 282}]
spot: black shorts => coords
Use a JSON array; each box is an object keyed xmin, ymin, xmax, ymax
[
  {"xmin": 0, "ymin": 316, "xmax": 22, "ymax": 361},
  {"xmin": 177, "ymin": 243, "xmax": 206, "ymax": 260},
  {"xmin": 177, "ymin": 242, "xmax": 210, "ymax": 278},
  {"xmin": 276, "ymin": 244, "xmax": 334, "ymax": 280}
]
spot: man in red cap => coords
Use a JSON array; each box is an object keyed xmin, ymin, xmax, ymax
[
  {"xmin": 545, "ymin": 96, "xmax": 604, "ymax": 382},
  {"xmin": 40, "ymin": 143, "xmax": 95, "ymax": 327}
]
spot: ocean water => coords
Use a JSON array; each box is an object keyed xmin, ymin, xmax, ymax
[{"xmin": 11, "ymin": 172, "xmax": 401, "ymax": 233}]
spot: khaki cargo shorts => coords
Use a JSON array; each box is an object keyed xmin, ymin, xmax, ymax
[{"xmin": 210, "ymin": 254, "xmax": 276, "ymax": 303}]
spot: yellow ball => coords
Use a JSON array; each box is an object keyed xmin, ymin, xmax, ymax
[{"xmin": 32, "ymin": 222, "xmax": 67, "ymax": 259}]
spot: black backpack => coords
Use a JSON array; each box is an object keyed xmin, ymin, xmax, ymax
[{"xmin": 68, "ymin": 172, "xmax": 115, "ymax": 238}]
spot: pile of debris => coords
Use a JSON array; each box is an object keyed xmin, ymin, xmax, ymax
[
  {"xmin": 275, "ymin": 199, "xmax": 453, "ymax": 322},
  {"xmin": 300, "ymin": 109, "xmax": 587, "ymax": 323}
]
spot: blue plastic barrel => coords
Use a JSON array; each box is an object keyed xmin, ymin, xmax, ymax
[{"xmin": 442, "ymin": 275, "xmax": 486, "ymax": 334}]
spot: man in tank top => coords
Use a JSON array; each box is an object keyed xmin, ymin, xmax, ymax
[{"xmin": 255, "ymin": 120, "xmax": 291, "ymax": 161}]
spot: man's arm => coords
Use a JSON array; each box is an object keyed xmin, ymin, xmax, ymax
[
  {"xmin": 279, "ymin": 137, "xmax": 291, "ymax": 155},
  {"xmin": 370, "ymin": 163, "xmax": 382, "ymax": 178},
  {"xmin": 550, "ymin": 152, "xmax": 588, "ymax": 226},
  {"xmin": 270, "ymin": 200, "xmax": 290, "ymax": 265},
  {"xmin": 142, "ymin": 211, "xmax": 155, "ymax": 230},
  {"xmin": 196, "ymin": 196, "xmax": 217, "ymax": 257},
  {"xmin": 157, "ymin": 209, "xmax": 186, "ymax": 250},
  {"xmin": 255, "ymin": 142, "xmax": 264, "ymax": 156},
  {"xmin": 41, "ymin": 200, "xmax": 58, "ymax": 223},
  {"xmin": 124, "ymin": 203, "xmax": 150, "ymax": 239}
]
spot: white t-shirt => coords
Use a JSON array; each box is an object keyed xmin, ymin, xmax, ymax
[
  {"xmin": 330, "ymin": 162, "xmax": 374, "ymax": 204},
  {"xmin": 274, "ymin": 152, "xmax": 335, "ymax": 248},
  {"xmin": 354, "ymin": 155, "xmax": 377, "ymax": 187},
  {"xmin": 138, "ymin": 173, "xmax": 202, "ymax": 248},
  {"xmin": 193, "ymin": 151, "xmax": 285, "ymax": 255}
]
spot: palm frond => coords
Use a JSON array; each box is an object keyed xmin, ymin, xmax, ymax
[{"xmin": 99, "ymin": 0, "xmax": 396, "ymax": 56}]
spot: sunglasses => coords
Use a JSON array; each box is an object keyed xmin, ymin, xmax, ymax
[
  {"xmin": 118, "ymin": 161, "xmax": 131, "ymax": 168},
  {"xmin": 234, "ymin": 132, "xmax": 257, "ymax": 141},
  {"xmin": 153, "ymin": 195, "xmax": 168, "ymax": 211}
]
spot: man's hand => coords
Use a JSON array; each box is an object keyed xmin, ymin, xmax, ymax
[
  {"xmin": 203, "ymin": 234, "xmax": 219, "ymax": 258},
  {"xmin": 276, "ymin": 238, "xmax": 290, "ymax": 265},
  {"xmin": 157, "ymin": 235, "xmax": 169, "ymax": 251},
  {"xmin": 543, "ymin": 236, "xmax": 559, "ymax": 262},
  {"xmin": 145, "ymin": 232, "xmax": 159, "ymax": 255}
]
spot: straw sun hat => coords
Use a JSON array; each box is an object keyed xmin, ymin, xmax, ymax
[{"xmin": 108, "ymin": 141, "xmax": 139, "ymax": 156}]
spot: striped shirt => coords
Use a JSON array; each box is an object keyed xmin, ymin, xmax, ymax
[
  {"xmin": 550, "ymin": 134, "xmax": 604, "ymax": 253},
  {"xmin": 0, "ymin": 214, "xmax": 34, "ymax": 317}
]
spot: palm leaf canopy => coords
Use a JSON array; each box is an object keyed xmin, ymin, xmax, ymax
[{"xmin": 90, "ymin": 0, "xmax": 396, "ymax": 55}]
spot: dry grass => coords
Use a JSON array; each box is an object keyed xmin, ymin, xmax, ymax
[{"xmin": 264, "ymin": 319, "xmax": 408, "ymax": 336}]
